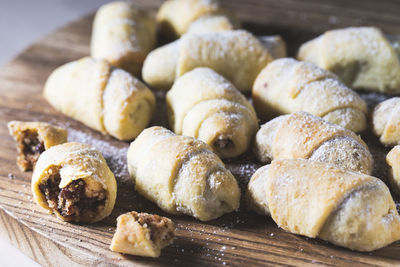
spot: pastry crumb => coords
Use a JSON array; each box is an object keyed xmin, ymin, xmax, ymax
[{"xmin": 110, "ymin": 211, "xmax": 175, "ymax": 257}]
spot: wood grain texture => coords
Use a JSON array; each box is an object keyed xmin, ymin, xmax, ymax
[{"xmin": 0, "ymin": 0, "xmax": 399, "ymax": 266}]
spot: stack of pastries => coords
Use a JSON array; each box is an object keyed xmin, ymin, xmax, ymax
[{"xmin": 7, "ymin": 0, "xmax": 400, "ymax": 259}]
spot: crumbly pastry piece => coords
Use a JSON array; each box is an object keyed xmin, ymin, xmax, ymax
[
  {"xmin": 110, "ymin": 211, "xmax": 175, "ymax": 257},
  {"xmin": 297, "ymin": 27, "xmax": 400, "ymax": 93},
  {"xmin": 43, "ymin": 57, "xmax": 155, "ymax": 141},
  {"xmin": 372, "ymin": 97, "xmax": 400, "ymax": 146},
  {"xmin": 247, "ymin": 159, "xmax": 400, "ymax": 252},
  {"xmin": 142, "ymin": 30, "xmax": 273, "ymax": 92},
  {"xmin": 7, "ymin": 121, "xmax": 67, "ymax": 171},
  {"xmin": 156, "ymin": 0, "xmax": 239, "ymax": 38},
  {"xmin": 32, "ymin": 142, "xmax": 117, "ymax": 223},
  {"xmin": 167, "ymin": 68, "xmax": 258, "ymax": 158},
  {"xmin": 386, "ymin": 146, "xmax": 400, "ymax": 195},
  {"xmin": 127, "ymin": 126, "xmax": 240, "ymax": 221},
  {"xmin": 252, "ymin": 58, "xmax": 367, "ymax": 133},
  {"xmin": 91, "ymin": 1, "xmax": 156, "ymax": 77},
  {"xmin": 253, "ymin": 112, "xmax": 373, "ymax": 174}
]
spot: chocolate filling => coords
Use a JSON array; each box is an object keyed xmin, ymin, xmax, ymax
[
  {"xmin": 213, "ymin": 136, "xmax": 234, "ymax": 150},
  {"xmin": 131, "ymin": 212, "xmax": 174, "ymax": 243},
  {"xmin": 39, "ymin": 174, "xmax": 106, "ymax": 223},
  {"xmin": 18, "ymin": 130, "xmax": 45, "ymax": 170}
]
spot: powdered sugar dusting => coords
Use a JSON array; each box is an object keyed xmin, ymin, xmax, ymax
[{"xmin": 67, "ymin": 128, "xmax": 129, "ymax": 183}]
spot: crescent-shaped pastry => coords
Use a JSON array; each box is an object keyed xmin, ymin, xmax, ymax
[
  {"xmin": 166, "ymin": 68, "xmax": 258, "ymax": 158},
  {"xmin": 252, "ymin": 58, "xmax": 367, "ymax": 133},
  {"xmin": 44, "ymin": 57, "xmax": 155, "ymax": 141},
  {"xmin": 142, "ymin": 30, "xmax": 273, "ymax": 92},
  {"xmin": 91, "ymin": 1, "xmax": 156, "ymax": 76},
  {"xmin": 297, "ymin": 27, "xmax": 400, "ymax": 93},
  {"xmin": 247, "ymin": 159, "xmax": 400, "ymax": 252},
  {"xmin": 372, "ymin": 97, "xmax": 400, "ymax": 146},
  {"xmin": 127, "ymin": 126, "xmax": 240, "ymax": 221},
  {"xmin": 156, "ymin": 0, "xmax": 238, "ymax": 38},
  {"xmin": 253, "ymin": 112, "xmax": 373, "ymax": 174},
  {"xmin": 8, "ymin": 121, "xmax": 67, "ymax": 171},
  {"xmin": 32, "ymin": 142, "xmax": 117, "ymax": 223},
  {"xmin": 186, "ymin": 14, "xmax": 235, "ymax": 34}
]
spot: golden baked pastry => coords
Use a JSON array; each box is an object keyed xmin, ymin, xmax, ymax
[
  {"xmin": 157, "ymin": 0, "xmax": 238, "ymax": 38},
  {"xmin": 298, "ymin": 27, "xmax": 400, "ymax": 93},
  {"xmin": 32, "ymin": 142, "xmax": 117, "ymax": 223},
  {"xmin": 91, "ymin": 1, "xmax": 156, "ymax": 77},
  {"xmin": 386, "ymin": 146, "xmax": 400, "ymax": 195},
  {"xmin": 110, "ymin": 211, "xmax": 175, "ymax": 257},
  {"xmin": 7, "ymin": 121, "xmax": 67, "ymax": 171},
  {"xmin": 247, "ymin": 159, "xmax": 400, "ymax": 252},
  {"xmin": 246, "ymin": 165, "xmax": 270, "ymax": 216},
  {"xmin": 43, "ymin": 57, "xmax": 155, "ymax": 141},
  {"xmin": 142, "ymin": 30, "xmax": 273, "ymax": 92},
  {"xmin": 253, "ymin": 112, "xmax": 373, "ymax": 174},
  {"xmin": 166, "ymin": 68, "xmax": 258, "ymax": 158},
  {"xmin": 186, "ymin": 14, "xmax": 235, "ymax": 34},
  {"xmin": 127, "ymin": 126, "xmax": 240, "ymax": 221},
  {"xmin": 372, "ymin": 97, "xmax": 400, "ymax": 146},
  {"xmin": 252, "ymin": 58, "xmax": 367, "ymax": 133}
]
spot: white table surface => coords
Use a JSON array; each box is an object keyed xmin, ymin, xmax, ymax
[{"xmin": 0, "ymin": 1, "xmax": 114, "ymax": 266}]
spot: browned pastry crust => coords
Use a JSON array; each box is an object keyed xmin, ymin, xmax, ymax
[
  {"xmin": 253, "ymin": 112, "xmax": 373, "ymax": 174},
  {"xmin": 110, "ymin": 211, "xmax": 175, "ymax": 257},
  {"xmin": 32, "ymin": 142, "xmax": 117, "ymax": 223},
  {"xmin": 7, "ymin": 121, "xmax": 67, "ymax": 171},
  {"xmin": 247, "ymin": 159, "xmax": 400, "ymax": 251}
]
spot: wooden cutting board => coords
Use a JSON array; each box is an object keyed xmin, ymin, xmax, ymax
[{"xmin": 1, "ymin": 0, "xmax": 400, "ymax": 266}]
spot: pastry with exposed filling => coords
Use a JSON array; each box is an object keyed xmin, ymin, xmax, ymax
[
  {"xmin": 32, "ymin": 142, "xmax": 117, "ymax": 223},
  {"xmin": 110, "ymin": 211, "xmax": 175, "ymax": 257},
  {"xmin": 8, "ymin": 121, "xmax": 67, "ymax": 171}
]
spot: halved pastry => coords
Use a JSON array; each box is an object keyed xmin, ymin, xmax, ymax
[
  {"xmin": 110, "ymin": 211, "xmax": 175, "ymax": 257},
  {"xmin": 32, "ymin": 142, "xmax": 117, "ymax": 223},
  {"xmin": 8, "ymin": 121, "xmax": 67, "ymax": 171}
]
